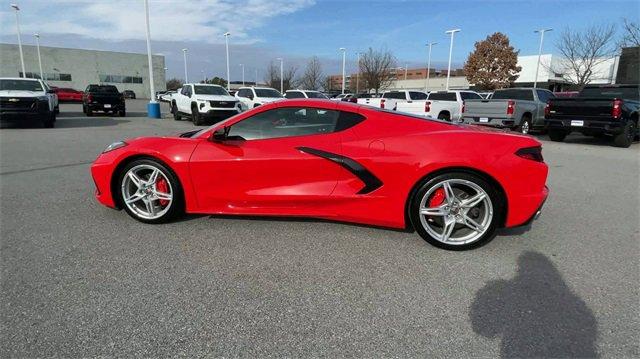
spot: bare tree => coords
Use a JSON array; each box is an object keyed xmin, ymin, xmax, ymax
[
  {"xmin": 263, "ymin": 62, "xmax": 298, "ymax": 92},
  {"xmin": 359, "ymin": 47, "xmax": 396, "ymax": 94},
  {"xmin": 165, "ymin": 78, "xmax": 183, "ymax": 90},
  {"xmin": 618, "ymin": 18, "xmax": 640, "ymax": 48},
  {"xmin": 299, "ymin": 56, "xmax": 324, "ymax": 91},
  {"xmin": 554, "ymin": 24, "xmax": 617, "ymax": 88}
]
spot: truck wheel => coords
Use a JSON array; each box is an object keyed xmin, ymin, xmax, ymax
[
  {"xmin": 172, "ymin": 103, "xmax": 181, "ymax": 121},
  {"xmin": 192, "ymin": 105, "xmax": 205, "ymax": 126},
  {"xmin": 43, "ymin": 112, "xmax": 55, "ymax": 128},
  {"xmin": 613, "ymin": 120, "xmax": 636, "ymax": 148},
  {"xmin": 86, "ymin": 108, "xmax": 93, "ymax": 117},
  {"xmin": 119, "ymin": 109, "xmax": 126, "ymax": 117},
  {"xmin": 516, "ymin": 116, "xmax": 532, "ymax": 134},
  {"xmin": 438, "ymin": 112, "xmax": 451, "ymax": 122},
  {"xmin": 548, "ymin": 129, "xmax": 568, "ymax": 142}
]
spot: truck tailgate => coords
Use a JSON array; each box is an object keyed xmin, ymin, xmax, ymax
[
  {"xmin": 548, "ymin": 98, "xmax": 613, "ymax": 119},
  {"xmin": 464, "ymin": 99, "xmax": 509, "ymax": 117}
]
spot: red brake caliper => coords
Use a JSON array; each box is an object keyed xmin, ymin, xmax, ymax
[
  {"xmin": 156, "ymin": 178, "xmax": 169, "ymax": 206},
  {"xmin": 428, "ymin": 187, "xmax": 446, "ymax": 208}
]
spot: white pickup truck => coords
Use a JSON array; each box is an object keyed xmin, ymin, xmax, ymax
[
  {"xmin": 358, "ymin": 90, "xmax": 429, "ymax": 111},
  {"xmin": 424, "ymin": 91, "xmax": 483, "ymax": 121},
  {"xmin": 170, "ymin": 84, "xmax": 243, "ymax": 126}
]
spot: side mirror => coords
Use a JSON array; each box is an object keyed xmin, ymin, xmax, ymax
[
  {"xmin": 47, "ymin": 89, "xmax": 55, "ymax": 94},
  {"xmin": 212, "ymin": 127, "xmax": 228, "ymax": 142},
  {"xmin": 248, "ymin": 94, "xmax": 254, "ymax": 100}
]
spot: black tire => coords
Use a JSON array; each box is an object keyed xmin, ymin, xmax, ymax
[
  {"xmin": 82, "ymin": 104, "xmax": 86, "ymax": 114},
  {"xmin": 613, "ymin": 119, "xmax": 636, "ymax": 148},
  {"xmin": 516, "ymin": 115, "xmax": 532, "ymax": 134},
  {"xmin": 192, "ymin": 105, "xmax": 205, "ymax": 126},
  {"xmin": 409, "ymin": 172, "xmax": 504, "ymax": 251},
  {"xmin": 119, "ymin": 109, "xmax": 126, "ymax": 117},
  {"xmin": 172, "ymin": 103, "xmax": 181, "ymax": 121},
  {"xmin": 86, "ymin": 108, "xmax": 93, "ymax": 117},
  {"xmin": 54, "ymin": 105, "xmax": 59, "ymax": 114},
  {"xmin": 43, "ymin": 112, "xmax": 55, "ymax": 128},
  {"xmin": 548, "ymin": 129, "xmax": 568, "ymax": 142},
  {"xmin": 438, "ymin": 112, "xmax": 451, "ymax": 121},
  {"xmin": 114, "ymin": 158, "xmax": 184, "ymax": 224}
]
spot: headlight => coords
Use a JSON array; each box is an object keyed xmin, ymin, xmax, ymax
[{"xmin": 103, "ymin": 141, "xmax": 127, "ymax": 153}]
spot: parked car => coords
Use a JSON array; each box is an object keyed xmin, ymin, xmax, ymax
[
  {"xmin": 83, "ymin": 84, "xmax": 126, "ymax": 117},
  {"xmin": 159, "ymin": 91, "xmax": 176, "ymax": 102},
  {"xmin": 0, "ymin": 77, "xmax": 56, "ymax": 128},
  {"xmin": 331, "ymin": 93, "xmax": 352, "ymax": 101},
  {"xmin": 171, "ymin": 83, "xmax": 242, "ymax": 125},
  {"xmin": 463, "ymin": 88, "xmax": 555, "ymax": 134},
  {"xmin": 91, "ymin": 99, "xmax": 549, "ymax": 251},
  {"xmin": 357, "ymin": 93, "xmax": 400, "ymax": 109},
  {"xmin": 284, "ymin": 90, "xmax": 329, "ymax": 99},
  {"xmin": 53, "ymin": 87, "xmax": 83, "ymax": 103},
  {"xmin": 384, "ymin": 90, "xmax": 429, "ymax": 116},
  {"xmin": 425, "ymin": 91, "xmax": 483, "ymax": 121},
  {"xmin": 545, "ymin": 84, "xmax": 639, "ymax": 148},
  {"xmin": 235, "ymin": 87, "xmax": 283, "ymax": 109},
  {"xmin": 122, "ymin": 90, "xmax": 136, "ymax": 99}
]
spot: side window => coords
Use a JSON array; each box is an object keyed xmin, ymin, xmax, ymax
[
  {"xmin": 460, "ymin": 92, "xmax": 482, "ymax": 100},
  {"xmin": 384, "ymin": 92, "xmax": 405, "ymax": 99},
  {"xmin": 248, "ymin": 89, "xmax": 255, "ymax": 99},
  {"xmin": 227, "ymin": 107, "xmax": 339, "ymax": 140},
  {"xmin": 409, "ymin": 91, "xmax": 428, "ymax": 100},
  {"xmin": 428, "ymin": 92, "xmax": 456, "ymax": 101},
  {"xmin": 335, "ymin": 111, "xmax": 365, "ymax": 131},
  {"xmin": 536, "ymin": 90, "xmax": 553, "ymax": 103},
  {"xmin": 285, "ymin": 91, "xmax": 305, "ymax": 99}
]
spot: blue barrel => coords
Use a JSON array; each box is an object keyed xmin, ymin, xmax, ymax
[{"xmin": 147, "ymin": 102, "xmax": 161, "ymax": 119}]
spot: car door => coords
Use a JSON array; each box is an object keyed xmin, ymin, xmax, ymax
[
  {"xmin": 189, "ymin": 104, "xmax": 347, "ymax": 214},
  {"xmin": 180, "ymin": 85, "xmax": 193, "ymax": 113}
]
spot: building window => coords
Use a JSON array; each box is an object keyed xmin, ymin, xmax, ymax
[
  {"xmin": 20, "ymin": 72, "xmax": 72, "ymax": 81},
  {"xmin": 99, "ymin": 74, "xmax": 143, "ymax": 84}
]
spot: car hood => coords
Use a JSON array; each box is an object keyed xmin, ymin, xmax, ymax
[
  {"xmin": 0, "ymin": 90, "xmax": 46, "ymax": 97},
  {"xmin": 193, "ymin": 95, "xmax": 237, "ymax": 102}
]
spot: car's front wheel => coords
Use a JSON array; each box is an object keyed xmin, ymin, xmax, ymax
[
  {"xmin": 115, "ymin": 159, "xmax": 184, "ymax": 223},
  {"xmin": 409, "ymin": 172, "xmax": 503, "ymax": 250}
]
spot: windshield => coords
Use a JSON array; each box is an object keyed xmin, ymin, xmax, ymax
[
  {"xmin": 194, "ymin": 85, "xmax": 229, "ymax": 96},
  {"xmin": 0, "ymin": 79, "xmax": 43, "ymax": 91},
  {"xmin": 255, "ymin": 89, "xmax": 283, "ymax": 98},
  {"xmin": 88, "ymin": 85, "xmax": 119, "ymax": 93},
  {"xmin": 579, "ymin": 86, "xmax": 639, "ymax": 100},
  {"xmin": 306, "ymin": 91, "xmax": 328, "ymax": 99}
]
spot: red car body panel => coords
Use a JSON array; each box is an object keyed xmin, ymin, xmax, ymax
[
  {"xmin": 53, "ymin": 88, "xmax": 83, "ymax": 102},
  {"xmin": 91, "ymin": 99, "xmax": 548, "ymax": 229}
]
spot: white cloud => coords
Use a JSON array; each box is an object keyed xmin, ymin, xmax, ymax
[{"xmin": 3, "ymin": 0, "xmax": 315, "ymax": 43}]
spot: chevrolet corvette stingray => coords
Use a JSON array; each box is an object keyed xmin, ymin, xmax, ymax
[{"xmin": 91, "ymin": 99, "xmax": 548, "ymax": 250}]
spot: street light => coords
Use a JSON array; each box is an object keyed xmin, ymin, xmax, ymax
[
  {"xmin": 277, "ymin": 57, "xmax": 283, "ymax": 93},
  {"xmin": 534, "ymin": 28, "xmax": 553, "ymax": 88},
  {"xmin": 34, "ymin": 33, "xmax": 44, "ymax": 80},
  {"xmin": 143, "ymin": 0, "xmax": 160, "ymax": 118},
  {"xmin": 223, "ymin": 32, "xmax": 231, "ymax": 91},
  {"xmin": 404, "ymin": 63, "xmax": 408, "ymax": 81},
  {"xmin": 255, "ymin": 68, "xmax": 258, "ymax": 86},
  {"xmin": 182, "ymin": 48, "xmax": 188, "ymax": 83},
  {"xmin": 11, "ymin": 4, "xmax": 26, "ymax": 77},
  {"xmin": 355, "ymin": 52, "xmax": 361, "ymax": 94},
  {"xmin": 239, "ymin": 63, "xmax": 245, "ymax": 86},
  {"xmin": 339, "ymin": 47, "xmax": 346, "ymax": 94},
  {"xmin": 425, "ymin": 42, "xmax": 437, "ymax": 92},
  {"xmin": 201, "ymin": 69, "xmax": 205, "ymax": 82},
  {"xmin": 445, "ymin": 28, "xmax": 461, "ymax": 91}
]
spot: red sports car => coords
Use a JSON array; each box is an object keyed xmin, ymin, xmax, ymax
[
  {"xmin": 53, "ymin": 87, "xmax": 83, "ymax": 102},
  {"xmin": 91, "ymin": 99, "xmax": 548, "ymax": 250}
]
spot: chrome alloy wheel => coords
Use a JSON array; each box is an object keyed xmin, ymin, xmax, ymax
[
  {"xmin": 418, "ymin": 179, "xmax": 493, "ymax": 245},
  {"xmin": 121, "ymin": 164, "xmax": 173, "ymax": 220},
  {"xmin": 521, "ymin": 120, "xmax": 530, "ymax": 134}
]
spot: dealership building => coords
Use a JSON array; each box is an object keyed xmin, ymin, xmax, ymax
[{"xmin": 0, "ymin": 43, "xmax": 166, "ymax": 98}]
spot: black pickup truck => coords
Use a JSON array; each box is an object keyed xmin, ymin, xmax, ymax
[
  {"xmin": 544, "ymin": 84, "xmax": 639, "ymax": 148},
  {"xmin": 82, "ymin": 85, "xmax": 126, "ymax": 117}
]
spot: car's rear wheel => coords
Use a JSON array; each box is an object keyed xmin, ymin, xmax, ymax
[
  {"xmin": 119, "ymin": 109, "xmax": 126, "ymax": 117},
  {"xmin": 438, "ymin": 112, "xmax": 451, "ymax": 121},
  {"xmin": 115, "ymin": 159, "xmax": 184, "ymax": 223},
  {"xmin": 86, "ymin": 108, "xmax": 93, "ymax": 117},
  {"xmin": 409, "ymin": 172, "xmax": 503, "ymax": 250},
  {"xmin": 172, "ymin": 102, "xmax": 181, "ymax": 121},
  {"xmin": 613, "ymin": 120, "xmax": 636, "ymax": 148},
  {"xmin": 548, "ymin": 129, "xmax": 568, "ymax": 142},
  {"xmin": 516, "ymin": 115, "xmax": 532, "ymax": 134}
]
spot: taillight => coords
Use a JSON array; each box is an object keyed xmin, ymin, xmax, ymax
[
  {"xmin": 612, "ymin": 99, "xmax": 622, "ymax": 119},
  {"xmin": 425, "ymin": 101, "xmax": 431, "ymax": 113},
  {"xmin": 516, "ymin": 146, "xmax": 544, "ymax": 162},
  {"xmin": 380, "ymin": 98, "xmax": 385, "ymax": 109},
  {"xmin": 87, "ymin": 94, "xmax": 93, "ymax": 102},
  {"xmin": 544, "ymin": 101, "xmax": 551, "ymax": 118},
  {"xmin": 506, "ymin": 100, "xmax": 515, "ymax": 115}
]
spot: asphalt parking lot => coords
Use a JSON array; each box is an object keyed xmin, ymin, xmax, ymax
[{"xmin": 1, "ymin": 99, "xmax": 638, "ymax": 357}]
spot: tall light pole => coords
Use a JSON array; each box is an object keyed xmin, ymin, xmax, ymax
[
  {"xmin": 534, "ymin": 28, "xmax": 553, "ymax": 88},
  {"xmin": 445, "ymin": 29, "xmax": 461, "ymax": 91},
  {"xmin": 355, "ymin": 52, "xmax": 361, "ymax": 94},
  {"xmin": 255, "ymin": 68, "xmax": 258, "ymax": 85},
  {"xmin": 239, "ymin": 63, "xmax": 245, "ymax": 86},
  {"xmin": 425, "ymin": 42, "xmax": 437, "ymax": 92},
  {"xmin": 339, "ymin": 47, "xmax": 346, "ymax": 94},
  {"xmin": 182, "ymin": 48, "xmax": 188, "ymax": 83},
  {"xmin": 277, "ymin": 57, "xmax": 283, "ymax": 93},
  {"xmin": 404, "ymin": 63, "xmax": 408, "ymax": 81},
  {"xmin": 11, "ymin": 4, "xmax": 26, "ymax": 77},
  {"xmin": 34, "ymin": 33, "xmax": 44, "ymax": 80},
  {"xmin": 201, "ymin": 70, "xmax": 205, "ymax": 82},
  {"xmin": 223, "ymin": 32, "xmax": 231, "ymax": 91},
  {"xmin": 143, "ymin": 0, "xmax": 160, "ymax": 118}
]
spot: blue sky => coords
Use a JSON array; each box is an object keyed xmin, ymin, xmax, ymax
[{"xmin": 0, "ymin": 0, "xmax": 637, "ymax": 81}]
